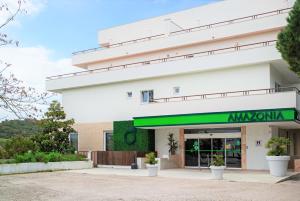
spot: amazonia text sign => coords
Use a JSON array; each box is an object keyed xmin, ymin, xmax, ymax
[{"xmin": 133, "ymin": 108, "xmax": 296, "ymax": 127}]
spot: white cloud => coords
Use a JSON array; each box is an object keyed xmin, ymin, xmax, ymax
[
  {"xmin": 0, "ymin": 46, "xmax": 79, "ymax": 91},
  {"xmin": 0, "ymin": 46, "xmax": 80, "ymax": 119}
]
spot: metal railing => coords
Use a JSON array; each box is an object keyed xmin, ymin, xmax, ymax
[
  {"xmin": 47, "ymin": 40, "xmax": 277, "ymax": 80},
  {"xmin": 150, "ymin": 87, "xmax": 300, "ymax": 104},
  {"xmin": 72, "ymin": 7, "xmax": 291, "ymax": 56}
]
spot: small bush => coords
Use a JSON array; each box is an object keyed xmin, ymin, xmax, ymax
[
  {"xmin": 0, "ymin": 146, "xmax": 8, "ymax": 159},
  {"xmin": 35, "ymin": 152, "xmax": 49, "ymax": 163},
  {"xmin": 0, "ymin": 159, "xmax": 16, "ymax": 164},
  {"xmin": 5, "ymin": 136, "xmax": 38, "ymax": 158},
  {"xmin": 14, "ymin": 152, "xmax": 36, "ymax": 163},
  {"xmin": 47, "ymin": 152, "xmax": 64, "ymax": 162},
  {"xmin": 211, "ymin": 155, "xmax": 225, "ymax": 166},
  {"xmin": 8, "ymin": 152, "xmax": 86, "ymax": 164},
  {"xmin": 266, "ymin": 137, "xmax": 290, "ymax": 156},
  {"xmin": 62, "ymin": 154, "xmax": 86, "ymax": 161},
  {"xmin": 145, "ymin": 152, "xmax": 157, "ymax": 165}
]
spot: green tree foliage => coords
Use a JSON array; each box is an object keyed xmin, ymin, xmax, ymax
[
  {"xmin": 0, "ymin": 119, "xmax": 41, "ymax": 138},
  {"xmin": 4, "ymin": 135, "xmax": 38, "ymax": 158},
  {"xmin": 32, "ymin": 101, "xmax": 76, "ymax": 153},
  {"xmin": 277, "ymin": 0, "xmax": 300, "ymax": 74}
]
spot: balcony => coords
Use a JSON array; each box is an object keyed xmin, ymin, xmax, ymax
[
  {"xmin": 132, "ymin": 87, "xmax": 300, "ymax": 119},
  {"xmin": 46, "ymin": 40, "xmax": 280, "ymax": 92},
  {"xmin": 72, "ymin": 7, "xmax": 291, "ymax": 67}
]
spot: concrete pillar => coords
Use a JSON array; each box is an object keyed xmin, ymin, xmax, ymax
[
  {"xmin": 179, "ymin": 128, "xmax": 185, "ymax": 168},
  {"xmin": 241, "ymin": 126, "xmax": 247, "ymax": 170}
]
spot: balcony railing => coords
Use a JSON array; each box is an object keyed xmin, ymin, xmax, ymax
[
  {"xmin": 150, "ymin": 87, "xmax": 300, "ymax": 103},
  {"xmin": 72, "ymin": 7, "xmax": 291, "ymax": 56},
  {"xmin": 47, "ymin": 40, "xmax": 277, "ymax": 80}
]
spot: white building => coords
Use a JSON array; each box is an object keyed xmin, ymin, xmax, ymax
[{"xmin": 46, "ymin": 0, "xmax": 300, "ymax": 170}]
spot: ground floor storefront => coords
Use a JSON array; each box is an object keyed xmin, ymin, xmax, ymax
[{"xmin": 74, "ymin": 108, "xmax": 300, "ymax": 171}]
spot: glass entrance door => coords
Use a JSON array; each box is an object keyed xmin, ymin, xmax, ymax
[
  {"xmin": 199, "ymin": 139, "xmax": 211, "ymax": 167},
  {"xmin": 185, "ymin": 139, "xmax": 199, "ymax": 167},
  {"xmin": 225, "ymin": 138, "xmax": 241, "ymax": 168},
  {"xmin": 185, "ymin": 137, "xmax": 241, "ymax": 168}
]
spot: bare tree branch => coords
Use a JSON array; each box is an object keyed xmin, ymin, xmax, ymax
[{"xmin": 0, "ymin": 0, "xmax": 52, "ymax": 119}]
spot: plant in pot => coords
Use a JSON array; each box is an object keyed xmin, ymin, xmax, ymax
[
  {"xmin": 266, "ymin": 136, "xmax": 290, "ymax": 177},
  {"xmin": 210, "ymin": 155, "xmax": 225, "ymax": 180},
  {"xmin": 167, "ymin": 133, "xmax": 178, "ymax": 156},
  {"xmin": 145, "ymin": 152, "xmax": 158, "ymax": 177}
]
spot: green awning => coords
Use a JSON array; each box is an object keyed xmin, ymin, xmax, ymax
[{"xmin": 133, "ymin": 108, "xmax": 297, "ymax": 128}]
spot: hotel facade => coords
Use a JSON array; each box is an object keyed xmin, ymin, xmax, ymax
[{"xmin": 46, "ymin": 0, "xmax": 300, "ymax": 170}]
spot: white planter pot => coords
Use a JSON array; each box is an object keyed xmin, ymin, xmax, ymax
[
  {"xmin": 210, "ymin": 166, "xmax": 225, "ymax": 180},
  {"xmin": 266, "ymin": 156, "xmax": 290, "ymax": 177},
  {"xmin": 146, "ymin": 164, "xmax": 158, "ymax": 177}
]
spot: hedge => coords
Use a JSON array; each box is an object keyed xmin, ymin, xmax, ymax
[{"xmin": 113, "ymin": 120, "xmax": 155, "ymax": 152}]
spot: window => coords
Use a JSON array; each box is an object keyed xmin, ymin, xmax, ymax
[
  {"xmin": 127, "ymin": 91, "xmax": 133, "ymax": 99},
  {"xmin": 69, "ymin": 133, "xmax": 78, "ymax": 151},
  {"xmin": 141, "ymin": 90, "xmax": 154, "ymax": 103},
  {"xmin": 173, "ymin": 87, "xmax": 180, "ymax": 95},
  {"xmin": 104, "ymin": 131, "xmax": 113, "ymax": 151},
  {"xmin": 275, "ymin": 82, "xmax": 281, "ymax": 92}
]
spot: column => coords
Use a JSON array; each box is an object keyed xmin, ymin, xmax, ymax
[
  {"xmin": 179, "ymin": 128, "xmax": 185, "ymax": 168},
  {"xmin": 241, "ymin": 126, "xmax": 247, "ymax": 170}
]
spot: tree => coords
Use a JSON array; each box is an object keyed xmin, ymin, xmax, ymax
[
  {"xmin": 0, "ymin": 1, "xmax": 50, "ymax": 119},
  {"xmin": 0, "ymin": 119, "xmax": 41, "ymax": 138},
  {"xmin": 32, "ymin": 101, "xmax": 76, "ymax": 153},
  {"xmin": 277, "ymin": 0, "xmax": 300, "ymax": 74}
]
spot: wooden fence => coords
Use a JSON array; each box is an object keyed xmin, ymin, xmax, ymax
[{"xmin": 79, "ymin": 151, "xmax": 149, "ymax": 166}]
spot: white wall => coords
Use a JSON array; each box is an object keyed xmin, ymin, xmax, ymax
[
  {"xmin": 98, "ymin": 0, "xmax": 292, "ymax": 45},
  {"xmin": 246, "ymin": 125, "xmax": 272, "ymax": 170},
  {"xmin": 61, "ymin": 64, "xmax": 274, "ymax": 123},
  {"xmin": 155, "ymin": 128, "xmax": 179, "ymax": 158},
  {"xmin": 270, "ymin": 66, "xmax": 285, "ymax": 87}
]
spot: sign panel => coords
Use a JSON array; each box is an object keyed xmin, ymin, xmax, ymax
[{"xmin": 133, "ymin": 108, "xmax": 296, "ymax": 127}]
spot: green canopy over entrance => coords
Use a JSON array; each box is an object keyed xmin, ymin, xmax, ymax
[{"xmin": 133, "ymin": 108, "xmax": 297, "ymax": 128}]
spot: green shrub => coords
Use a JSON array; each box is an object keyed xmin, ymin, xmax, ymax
[
  {"xmin": 145, "ymin": 152, "xmax": 157, "ymax": 165},
  {"xmin": 0, "ymin": 159, "xmax": 16, "ymax": 164},
  {"xmin": 0, "ymin": 146, "xmax": 8, "ymax": 159},
  {"xmin": 35, "ymin": 152, "xmax": 49, "ymax": 163},
  {"xmin": 62, "ymin": 154, "xmax": 86, "ymax": 161},
  {"xmin": 47, "ymin": 152, "xmax": 64, "ymax": 162},
  {"xmin": 266, "ymin": 137, "xmax": 290, "ymax": 156},
  {"xmin": 8, "ymin": 152, "xmax": 86, "ymax": 164},
  {"xmin": 5, "ymin": 136, "xmax": 38, "ymax": 158},
  {"xmin": 14, "ymin": 152, "xmax": 36, "ymax": 163},
  {"xmin": 211, "ymin": 155, "xmax": 225, "ymax": 166}
]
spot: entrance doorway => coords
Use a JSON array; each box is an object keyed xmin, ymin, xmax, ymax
[{"xmin": 185, "ymin": 136, "xmax": 241, "ymax": 168}]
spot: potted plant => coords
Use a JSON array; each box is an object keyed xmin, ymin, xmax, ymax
[
  {"xmin": 266, "ymin": 136, "xmax": 290, "ymax": 177},
  {"xmin": 167, "ymin": 133, "xmax": 178, "ymax": 155},
  {"xmin": 210, "ymin": 155, "xmax": 225, "ymax": 180},
  {"xmin": 145, "ymin": 152, "xmax": 158, "ymax": 177}
]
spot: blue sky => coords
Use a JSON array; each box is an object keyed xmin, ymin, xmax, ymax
[{"xmin": 10, "ymin": 0, "xmax": 218, "ymax": 60}]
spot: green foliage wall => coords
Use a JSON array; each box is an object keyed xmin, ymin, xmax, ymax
[{"xmin": 113, "ymin": 121, "xmax": 155, "ymax": 152}]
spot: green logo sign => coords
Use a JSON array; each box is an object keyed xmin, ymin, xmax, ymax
[{"xmin": 228, "ymin": 111, "xmax": 284, "ymax": 123}]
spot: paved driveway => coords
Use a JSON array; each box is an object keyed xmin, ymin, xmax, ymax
[{"xmin": 0, "ymin": 171, "xmax": 300, "ymax": 201}]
